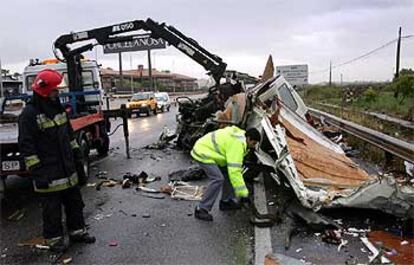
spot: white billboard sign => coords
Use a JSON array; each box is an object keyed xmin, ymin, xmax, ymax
[{"xmin": 276, "ymin": 64, "xmax": 308, "ymax": 87}]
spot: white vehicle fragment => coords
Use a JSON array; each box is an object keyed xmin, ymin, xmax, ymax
[{"xmin": 246, "ymin": 75, "xmax": 414, "ymax": 218}]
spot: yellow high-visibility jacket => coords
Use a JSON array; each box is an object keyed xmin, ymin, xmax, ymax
[{"xmin": 191, "ymin": 126, "xmax": 248, "ymax": 198}]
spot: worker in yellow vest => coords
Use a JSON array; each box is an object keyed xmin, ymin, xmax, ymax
[{"xmin": 191, "ymin": 126, "xmax": 261, "ymax": 221}]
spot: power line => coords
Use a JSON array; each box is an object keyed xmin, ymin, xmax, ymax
[{"xmin": 309, "ymin": 34, "xmax": 413, "ymax": 75}]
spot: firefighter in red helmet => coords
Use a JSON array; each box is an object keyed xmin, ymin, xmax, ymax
[{"xmin": 18, "ymin": 69, "xmax": 95, "ymax": 252}]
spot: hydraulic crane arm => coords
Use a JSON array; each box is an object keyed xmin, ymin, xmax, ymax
[{"xmin": 54, "ymin": 18, "xmax": 227, "ymax": 91}]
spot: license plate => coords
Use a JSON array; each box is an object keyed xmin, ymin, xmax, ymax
[{"xmin": 2, "ymin": 161, "xmax": 20, "ymax": 171}]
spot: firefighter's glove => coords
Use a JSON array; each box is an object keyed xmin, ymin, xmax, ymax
[{"xmin": 34, "ymin": 175, "xmax": 50, "ymax": 189}]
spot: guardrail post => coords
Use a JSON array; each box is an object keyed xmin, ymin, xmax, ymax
[{"xmin": 120, "ymin": 104, "xmax": 130, "ymax": 159}]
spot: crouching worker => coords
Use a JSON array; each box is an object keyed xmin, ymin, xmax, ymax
[
  {"xmin": 191, "ymin": 126, "xmax": 261, "ymax": 221},
  {"xmin": 18, "ymin": 69, "xmax": 95, "ymax": 252}
]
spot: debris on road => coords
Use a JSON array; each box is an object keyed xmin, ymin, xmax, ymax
[
  {"xmin": 93, "ymin": 213, "xmax": 112, "ymax": 221},
  {"xmin": 321, "ymin": 230, "xmax": 342, "ymax": 245},
  {"xmin": 142, "ymin": 213, "xmax": 151, "ymax": 218},
  {"xmin": 360, "ymin": 236, "xmax": 390, "ymax": 264},
  {"xmin": 136, "ymin": 186, "xmax": 160, "ymax": 193},
  {"xmin": 62, "ymin": 257, "xmax": 73, "ymax": 264},
  {"xmin": 121, "ymin": 179, "xmax": 131, "ymax": 189},
  {"xmin": 168, "ymin": 166, "xmax": 207, "ymax": 182},
  {"xmin": 108, "ymin": 240, "xmax": 118, "ymax": 247},
  {"xmin": 145, "ymin": 126, "xmax": 176, "ymax": 149},
  {"xmin": 86, "ymin": 183, "xmax": 97, "ymax": 187},
  {"xmin": 337, "ymin": 239, "xmax": 348, "ymax": 252},
  {"xmin": 160, "ymin": 184, "xmax": 174, "ymax": 194},
  {"xmin": 170, "ymin": 181, "xmax": 205, "ymax": 201},
  {"xmin": 96, "ymin": 179, "xmax": 119, "ymax": 190}
]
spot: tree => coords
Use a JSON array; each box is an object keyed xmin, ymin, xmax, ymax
[
  {"xmin": 363, "ymin": 87, "xmax": 378, "ymax": 103},
  {"xmin": 393, "ymin": 74, "xmax": 414, "ymax": 104}
]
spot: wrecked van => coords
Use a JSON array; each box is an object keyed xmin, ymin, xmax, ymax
[{"xmin": 175, "ymin": 75, "xmax": 414, "ymax": 218}]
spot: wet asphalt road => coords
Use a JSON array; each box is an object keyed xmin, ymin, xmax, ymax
[{"xmin": 0, "ymin": 106, "xmax": 253, "ymax": 265}]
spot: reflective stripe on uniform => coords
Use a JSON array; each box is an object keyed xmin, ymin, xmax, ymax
[
  {"xmin": 33, "ymin": 174, "xmax": 78, "ymax": 193},
  {"xmin": 36, "ymin": 112, "xmax": 68, "ymax": 130},
  {"xmin": 70, "ymin": 139, "xmax": 79, "ymax": 149},
  {"xmin": 25, "ymin": 155, "xmax": 41, "ymax": 169},
  {"xmin": 231, "ymin": 133, "xmax": 246, "ymax": 142},
  {"xmin": 227, "ymin": 162, "xmax": 242, "ymax": 168},
  {"xmin": 211, "ymin": 132, "xmax": 223, "ymax": 155},
  {"xmin": 234, "ymin": 185, "xmax": 247, "ymax": 192},
  {"xmin": 191, "ymin": 149, "xmax": 210, "ymax": 162}
]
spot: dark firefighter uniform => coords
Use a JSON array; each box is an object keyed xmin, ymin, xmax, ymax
[{"xmin": 18, "ymin": 69, "xmax": 95, "ymax": 250}]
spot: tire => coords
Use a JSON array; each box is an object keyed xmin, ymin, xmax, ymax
[
  {"xmin": 161, "ymin": 106, "xmax": 164, "ymax": 113},
  {"xmin": 153, "ymin": 107, "xmax": 157, "ymax": 115},
  {"xmin": 146, "ymin": 109, "xmax": 150, "ymax": 116},
  {"xmin": 97, "ymin": 126, "xmax": 110, "ymax": 156},
  {"xmin": 167, "ymin": 106, "xmax": 170, "ymax": 112},
  {"xmin": 77, "ymin": 138, "xmax": 90, "ymax": 186}
]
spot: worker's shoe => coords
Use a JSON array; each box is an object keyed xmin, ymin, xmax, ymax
[
  {"xmin": 69, "ymin": 230, "xmax": 96, "ymax": 244},
  {"xmin": 194, "ymin": 207, "xmax": 213, "ymax": 221},
  {"xmin": 45, "ymin": 237, "xmax": 67, "ymax": 253},
  {"xmin": 219, "ymin": 199, "xmax": 242, "ymax": 211}
]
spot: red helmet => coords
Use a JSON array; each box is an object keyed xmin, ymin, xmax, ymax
[{"xmin": 32, "ymin": 69, "xmax": 63, "ymax": 97}]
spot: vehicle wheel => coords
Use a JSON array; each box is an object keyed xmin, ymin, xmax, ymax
[
  {"xmin": 146, "ymin": 109, "xmax": 150, "ymax": 116},
  {"xmin": 77, "ymin": 138, "xmax": 90, "ymax": 186},
  {"xmin": 153, "ymin": 107, "xmax": 157, "ymax": 115},
  {"xmin": 167, "ymin": 106, "xmax": 170, "ymax": 112},
  {"xmin": 128, "ymin": 112, "xmax": 132, "ymax": 118},
  {"xmin": 97, "ymin": 126, "xmax": 110, "ymax": 156},
  {"xmin": 161, "ymin": 106, "xmax": 164, "ymax": 112}
]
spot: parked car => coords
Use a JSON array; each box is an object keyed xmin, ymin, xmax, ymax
[
  {"xmin": 127, "ymin": 92, "xmax": 158, "ymax": 117},
  {"xmin": 155, "ymin": 92, "xmax": 171, "ymax": 112}
]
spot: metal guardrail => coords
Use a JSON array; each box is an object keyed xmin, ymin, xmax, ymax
[
  {"xmin": 309, "ymin": 108, "xmax": 414, "ymax": 164},
  {"xmin": 315, "ymin": 102, "xmax": 414, "ymax": 130}
]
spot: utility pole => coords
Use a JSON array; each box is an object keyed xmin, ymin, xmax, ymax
[
  {"xmin": 129, "ymin": 54, "xmax": 133, "ymax": 94},
  {"xmin": 118, "ymin": 52, "xmax": 123, "ymax": 93},
  {"xmin": 0, "ymin": 58, "xmax": 3, "ymax": 97},
  {"xmin": 329, "ymin": 60, "xmax": 332, "ymax": 86},
  {"xmin": 395, "ymin": 26, "xmax": 402, "ymax": 79},
  {"xmin": 147, "ymin": 49, "xmax": 153, "ymax": 91}
]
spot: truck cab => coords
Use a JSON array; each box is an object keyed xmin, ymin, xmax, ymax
[{"xmin": 23, "ymin": 59, "xmax": 104, "ymax": 113}]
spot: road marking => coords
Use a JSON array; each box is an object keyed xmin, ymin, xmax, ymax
[{"xmin": 254, "ymin": 173, "xmax": 272, "ymax": 265}]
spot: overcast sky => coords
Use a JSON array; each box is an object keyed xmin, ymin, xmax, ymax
[{"xmin": 1, "ymin": 0, "xmax": 413, "ymax": 83}]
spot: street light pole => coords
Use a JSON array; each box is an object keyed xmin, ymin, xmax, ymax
[{"xmin": 0, "ymin": 58, "xmax": 4, "ymax": 97}]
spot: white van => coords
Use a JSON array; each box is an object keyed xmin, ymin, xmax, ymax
[{"xmin": 155, "ymin": 92, "xmax": 171, "ymax": 112}]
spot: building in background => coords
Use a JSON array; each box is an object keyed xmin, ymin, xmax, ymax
[{"xmin": 101, "ymin": 65, "xmax": 198, "ymax": 94}]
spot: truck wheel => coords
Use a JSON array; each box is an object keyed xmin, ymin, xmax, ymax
[
  {"xmin": 97, "ymin": 127, "xmax": 110, "ymax": 156},
  {"xmin": 77, "ymin": 138, "xmax": 90, "ymax": 186}
]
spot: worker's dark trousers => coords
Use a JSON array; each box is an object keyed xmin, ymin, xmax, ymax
[
  {"xmin": 40, "ymin": 186, "xmax": 86, "ymax": 240},
  {"xmin": 198, "ymin": 163, "xmax": 235, "ymax": 211}
]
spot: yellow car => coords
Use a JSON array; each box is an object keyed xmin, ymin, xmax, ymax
[{"xmin": 127, "ymin": 92, "xmax": 158, "ymax": 117}]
